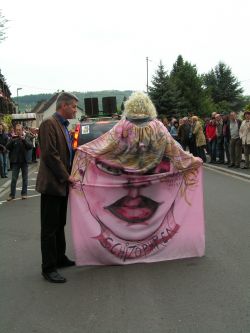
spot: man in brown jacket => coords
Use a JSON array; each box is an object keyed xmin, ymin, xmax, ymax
[{"xmin": 36, "ymin": 92, "xmax": 78, "ymax": 283}]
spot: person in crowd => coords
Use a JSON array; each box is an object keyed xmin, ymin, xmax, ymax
[
  {"xmin": 215, "ymin": 113, "xmax": 224, "ymax": 164},
  {"xmin": 189, "ymin": 117, "xmax": 197, "ymax": 156},
  {"xmin": 7, "ymin": 125, "xmax": 15, "ymax": 138},
  {"xmin": 29, "ymin": 128, "xmax": 38, "ymax": 163},
  {"xmin": 203, "ymin": 118, "xmax": 210, "ymax": 155},
  {"xmin": 158, "ymin": 114, "xmax": 171, "ymax": 131},
  {"xmin": 36, "ymin": 92, "xmax": 78, "ymax": 283},
  {"xmin": 211, "ymin": 111, "xmax": 217, "ymax": 119},
  {"xmin": 228, "ymin": 112, "xmax": 242, "ymax": 168},
  {"xmin": 222, "ymin": 112, "xmax": 231, "ymax": 164},
  {"xmin": 192, "ymin": 116, "xmax": 207, "ymax": 162},
  {"xmin": 239, "ymin": 110, "xmax": 250, "ymax": 169},
  {"xmin": 205, "ymin": 119, "xmax": 217, "ymax": 163},
  {"xmin": 24, "ymin": 127, "xmax": 35, "ymax": 164},
  {"xmin": 34, "ymin": 128, "xmax": 40, "ymax": 160},
  {"xmin": 6, "ymin": 124, "xmax": 33, "ymax": 200},
  {"xmin": 178, "ymin": 117, "xmax": 190, "ymax": 151},
  {"xmin": 0, "ymin": 122, "xmax": 9, "ymax": 178},
  {"xmin": 170, "ymin": 120, "xmax": 179, "ymax": 141}
]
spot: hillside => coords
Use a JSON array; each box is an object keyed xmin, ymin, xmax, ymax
[{"xmin": 13, "ymin": 90, "xmax": 134, "ymax": 113}]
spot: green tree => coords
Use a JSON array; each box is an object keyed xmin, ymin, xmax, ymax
[
  {"xmin": 170, "ymin": 55, "xmax": 205, "ymax": 116},
  {"xmin": 2, "ymin": 114, "xmax": 12, "ymax": 129},
  {"xmin": 0, "ymin": 10, "xmax": 8, "ymax": 43},
  {"xmin": 203, "ymin": 62, "xmax": 244, "ymax": 112},
  {"xmin": 149, "ymin": 61, "xmax": 183, "ymax": 118}
]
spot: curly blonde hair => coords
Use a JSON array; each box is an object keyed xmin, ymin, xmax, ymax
[{"xmin": 123, "ymin": 91, "xmax": 157, "ymax": 119}]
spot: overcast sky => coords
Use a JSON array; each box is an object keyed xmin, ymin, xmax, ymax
[{"xmin": 1, "ymin": 0, "xmax": 250, "ymax": 97}]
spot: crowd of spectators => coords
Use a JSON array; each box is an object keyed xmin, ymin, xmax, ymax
[
  {"xmin": 0, "ymin": 123, "xmax": 39, "ymax": 178},
  {"xmin": 159, "ymin": 110, "xmax": 250, "ymax": 169}
]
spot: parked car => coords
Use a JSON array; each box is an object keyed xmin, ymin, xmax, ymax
[{"xmin": 72, "ymin": 118, "xmax": 119, "ymax": 149}]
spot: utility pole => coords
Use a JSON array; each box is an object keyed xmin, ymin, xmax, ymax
[
  {"xmin": 17, "ymin": 87, "xmax": 22, "ymax": 113},
  {"xmin": 146, "ymin": 57, "xmax": 149, "ymax": 93}
]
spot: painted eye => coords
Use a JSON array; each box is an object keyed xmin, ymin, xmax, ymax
[{"xmin": 96, "ymin": 161, "xmax": 123, "ymax": 176}]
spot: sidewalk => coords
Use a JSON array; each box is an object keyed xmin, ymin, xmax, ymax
[{"xmin": 204, "ymin": 160, "xmax": 250, "ymax": 181}]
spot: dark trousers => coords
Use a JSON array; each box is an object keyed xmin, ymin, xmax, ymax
[
  {"xmin": 189, "ymin": 136, "xmax": 197, "ymax": 156},
  {"xmin": 32, "ymin": 147, "xmax": 37, "ymax": 162},
  {"xmin": 0, "ymin": 152, "xmax": 8, "ymax": 177},
  {"xmin": 230, "ymin": 138, "xmax": 242, "ymax": 166},
  {"xmin": 10, "ymin": 163, "xmax": 28, "ymax": 197},
  {"xmin": 197, "ymin": 146, "xmax": 207, "ymax": 162},
  {"xmin": 180, "ymin": 141, "xmax": 190, "ymax": 151},
  {"xmin": 217, "ymin": 136, "xmax": 225, "ymax": 162},
  {"xmin": 41, "ymin": 194, "xmax": 68, "ymax": 273},
  {"xmin": 243, "ymin": 144, "xmax": 250, "ymax": 167},
  {"xmin": 224, "ymin": 137, "xmax": 231, "ymax": 163},
  {"xmin": 208, "ymin": 139, "xmax": 217, "ymax": 162}
]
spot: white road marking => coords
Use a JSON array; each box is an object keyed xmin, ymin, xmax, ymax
[{"xmin": 0, "ymin": 193, "xmax": 40, "ymax": 205}]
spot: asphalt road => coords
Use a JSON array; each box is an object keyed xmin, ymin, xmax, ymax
[{"xmin": 0, "ymin": 168, "xmax": 249, "ymax": 333}]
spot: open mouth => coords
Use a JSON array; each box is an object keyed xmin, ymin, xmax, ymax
[{"xmin": 105, "ymin": 195, "xmax": 160, "ymax": 223}]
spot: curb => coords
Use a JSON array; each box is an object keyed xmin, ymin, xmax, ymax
[{"xmin": 204, "ymin": 163, "xmax": 250, "ymax": 180}]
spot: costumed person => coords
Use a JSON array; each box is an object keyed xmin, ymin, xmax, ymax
[{"xmin": 70, "ymin": 92, "xmax": 205, "ymax": 265}]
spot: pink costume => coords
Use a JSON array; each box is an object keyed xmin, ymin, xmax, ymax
[{"xmin": 69, "ymin": 118, "xmax": 205, "ymax": 265}]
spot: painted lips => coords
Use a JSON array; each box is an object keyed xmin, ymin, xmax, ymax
[{"xmin": 105, "ymin": 195, "xmax": 160, "ymax": 223}]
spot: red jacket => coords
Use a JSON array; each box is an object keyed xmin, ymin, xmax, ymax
[{"xmin": 206, "ymin": 124, "xmax": 217, "ymax": 140}]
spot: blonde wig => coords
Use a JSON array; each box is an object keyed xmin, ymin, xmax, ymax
[{"xmin": 123, "ymin": 92, "xmax": 157, "ymax": 119}]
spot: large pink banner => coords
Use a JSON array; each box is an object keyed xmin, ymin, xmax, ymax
[{"xmin": 69, "ymin": 119, "xmax": 205, "ymax": 265}]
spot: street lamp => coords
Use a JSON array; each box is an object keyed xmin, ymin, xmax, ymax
[
  {"xmin": 17, "ymin": 87, "xmax": 22, "ymax": 113},
  {"xmin": 146, "ymin": 57, "xmax": 151, "ymax": 94}
]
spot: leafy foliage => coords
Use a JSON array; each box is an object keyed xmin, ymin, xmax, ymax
[
  {"xmin": 149, "ymin": 61, "xmax": 185, "ymax": 118},
  {"xmin": 149, "ymin": 56, "xmax": 246, "ymax": 118},
  {"xmin": 203, "ymin": 62, "xmax": 244, "ymax": 112},
  {"xmin": 2, "ymin": 114, "xmax": 12, "ymax": 129},
  {"xmin": 170, "ymin": 55, "xmax": 205, "ymax": 116}
]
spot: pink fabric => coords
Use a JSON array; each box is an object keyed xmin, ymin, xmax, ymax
[{"xmin": 69, "ymin": 162, "xmax": 205, "ymax": 265}]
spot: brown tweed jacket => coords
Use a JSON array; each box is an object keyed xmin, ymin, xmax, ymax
[{"xmin": 36, "ymin": 113, "xmax": 71, "ymax": 196}]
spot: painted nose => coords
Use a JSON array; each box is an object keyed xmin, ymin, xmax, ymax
[{"xmin": 128, "ymin": 186, "xmax": 140, "ymax": 198}]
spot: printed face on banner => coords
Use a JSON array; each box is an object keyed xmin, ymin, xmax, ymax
[
  {"xmin": 84, "ymin": 159, "xmax": 181, "ymax": 238},
  {"xmin": 77, "ymin": 157, "xmax": 187, "ymax": 261}
]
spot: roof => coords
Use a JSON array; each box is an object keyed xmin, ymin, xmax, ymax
[
  {"xmin": 36, "ymin": 93, "xmax": 60, "ymax": 114},
  {"xmin": 36, "ymin": 92, "xmax": 84, "ymax": 114},
  {"xmin": 30, "ymin": 100, "xmax": 47, "ymax": 114}
]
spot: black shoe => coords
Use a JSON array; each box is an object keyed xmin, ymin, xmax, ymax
[
  {"xmin": 57, "ymin": 257, "xmax": 75, "ymax": 268},
  {"xmin": 216, "ymin": 161, "xmax": 224, "ymax": 164},
  {"xmin": 228, "ymin": 164, "xmax": 235, "ymax": 168},
  {"xmin": 42, "ymin": 271, "xmax": 66, "ymax": 283},
  {"xmin": 234, "ymin": 165, "xmax": 240, "ymax": 168}
]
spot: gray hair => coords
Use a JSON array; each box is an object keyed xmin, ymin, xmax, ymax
[{"xmin": 56, "ymin": 92, "xmax": 79, "ymax": 110}]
